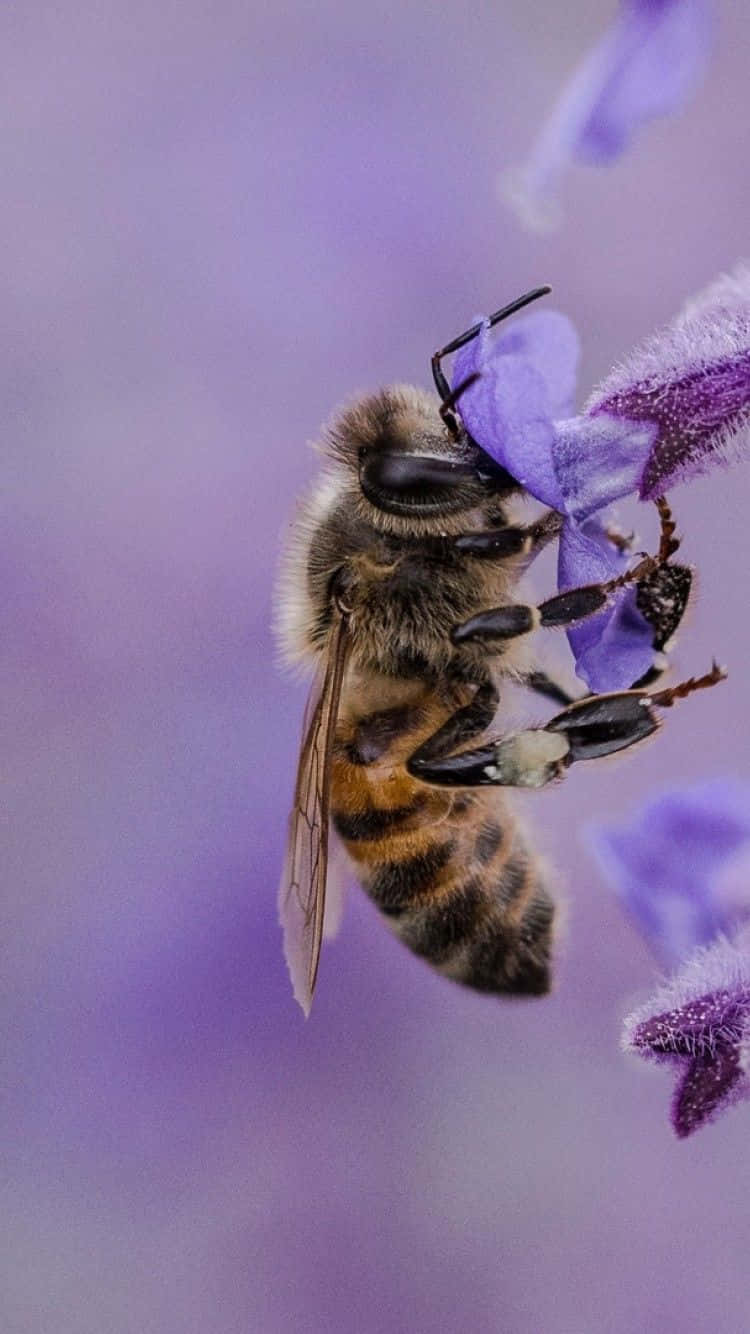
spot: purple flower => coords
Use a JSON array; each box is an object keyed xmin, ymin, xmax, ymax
[
  {"xmin": 589, "ymin": 779, "xmax": 750, "ymax": 965},
  {"xmin": 583, "ymin": 263, "xmax": 750, "ymax": 502},
  {"xmin": 623, "ymin": 929, "xmax": 750, "ymax": 1138},
  {"xmin": 555, "ymin": 264, "xmax": 750, "ymax": 527},
  {"xmin": 454, "ymin": 307, "xmax": 655, "ymax": 691},
  {"xmin": 502, "ymin": 0, "xmax": 712, "ymax": 232},
  {"xmin": 452, "ymin": 309, "xmax": 578, "ymax": 509},
  {"xmin": 558, "ymin": 519, "xmax": 655, "ymax": 691},
  {"xmin": 454, "ymin": 265, "xmax": 750, "ymax": 691}
]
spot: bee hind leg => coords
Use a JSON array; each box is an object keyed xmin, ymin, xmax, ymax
[
  {"xmin": 407, "ymin": 674, "xmax": 499, "ymax": 769},
  {"xmin": 409, "ymin": 664, "xmax": 726, "ymax": 789}
]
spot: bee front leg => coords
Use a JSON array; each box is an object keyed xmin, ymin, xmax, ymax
[
  {"xmin": 409, "ymin": 665, "xmax": 726, "ymax": 789},
  {"xmin": 454, "ymin": 510, "xmax": 563, "ymax": 561}
]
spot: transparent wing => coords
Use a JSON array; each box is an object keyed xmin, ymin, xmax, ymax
[
  {"xmin": 322, "ymin": 832, "xmax": 352, "ymax": 942},
  {"xmin": 278, "ymin": 609, "xmax": 350, "ymax": 1016}
]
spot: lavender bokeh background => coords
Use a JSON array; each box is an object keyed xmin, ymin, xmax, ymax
[{"xmin": 4, "ymin": 4, "xmax": 750, "ymax": 1332}]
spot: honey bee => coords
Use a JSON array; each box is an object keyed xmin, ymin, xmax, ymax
[{"xmin": 277, "ymin": 287, "xmax": 724, "ymax": 1016}]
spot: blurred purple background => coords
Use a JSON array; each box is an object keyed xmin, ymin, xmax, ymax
[{"xmin": 3, "ymin": 3, "xmax": 749, "ymax": 1331}]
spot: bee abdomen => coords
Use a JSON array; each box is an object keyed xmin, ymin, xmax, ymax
[
  {"xmin": 397, "ymin": 876, "xmax": 486, "ymax": 961},
  {"xmin": 330, "ymin": 694, "xmax": 555, "ymax": 998},
  {"xmin": 332, "ymin": 795, "xmax": 430, "ymax": 842},
  {"xmin": 340, "ymin": 807, "xmax": 554, "ymax": 998},
  {"xmin": 457, "ymin": 880, "xmax": 554, "ymax": 996},
  {"xmin": 366, "ymin": 839, "xmax": 457, "ymax": 917},
  {"xmin": 393, "ymin": 835, "xmax": 554, "ymax": 997}
]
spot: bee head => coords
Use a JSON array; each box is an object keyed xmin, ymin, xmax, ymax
[{"xmin": 324, "ymin": 385, "xmax": 515, "ymax": 525}]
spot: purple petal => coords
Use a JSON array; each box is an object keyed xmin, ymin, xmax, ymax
[
  {"xmin": 589, "ymin": 779, "xmax": 750, "ymax": 964},
  {"xmin": 454, "ymin": 311, "xmax": 579, "ymax": 508},
  {"xmin": 454, "ymin": 332, "xmax": 558, "ymax": 505},
  {"xmin": 552, "ymin": 415, "xmax": 657, "ymax": 522},
  {"xmin": 671, "ymin": 1046, "xmax": 745, "ymax": 1139},
  {"xmin": 558, "ymin": 518, "xmax": 654, "ymax": 692},
  {"xmin": 623, "ymin": 927, "xmax": 750, "ymax": 1053},
  {"xmin": 491, "ymin": 310, "xmax": 580, "ymax": 419},
  {"xmin": 451, "ymin": 313, "xmax": 490, "ymax": 397},
  {"xmin": 501, "ymin": 0, "xmax": 711, "ymax": 232},
  {"xmin": 713, "ymin": 845, "xmax": 750, "ymax": 928},
  {"xmin": 587, "ymin": 264, "xmax": 750, "ymax": 498},
  {"xmin": 451, "ymin": 314, "xmax": 496, "ymax": 438},
  {"xmin": 632, "ymin": 989, "xmax": 750, "ymax": 1060},
  {"xmin": 577, "ymin": 0, "xmax": 712, "ymax": 163},
  {"xmin": 623, "ymin": 930, "xmax": 750, "ymax": 1137}
]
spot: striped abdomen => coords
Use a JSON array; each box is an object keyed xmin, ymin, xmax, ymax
[{"xmin": 330, "ymin": 679, "xmax": 555, "ymax": 996}]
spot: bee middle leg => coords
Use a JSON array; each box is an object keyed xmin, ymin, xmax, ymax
[
  {"xmin": 452, "ymin": 566, "xmax": 655, "ymax": 647},
  {"xmin": 522, "ymin": 556, "xmax": 694, "ymax": 703},
  {"xmin": 453, "ymin": 497, "xmax": 686, "ymax": 649}
]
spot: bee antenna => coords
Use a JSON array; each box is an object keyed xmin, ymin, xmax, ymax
[
  {"xmin": 438, "ymin": 371, "xmax": 480, "ymax": 429},
  {"xmin": 431, "ymin": 284, "xmax": 552, "ymax": 402}
]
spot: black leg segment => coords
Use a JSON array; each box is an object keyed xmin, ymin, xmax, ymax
[
  {"xmin": 453, "ymin": 511, "xmax": 563, "ymax": 560},
  {"xmin": 543, "ymin": 691, "xmax": 659, "ymax": 761},
  {"xmin": 636, "ymin": 562, "xmax": 693, "ymax": 651},
  {"xmin": 452, "ymin": 582, "xmax": 610, "ymax": 646},
  {"xmin": 407, "ymin": 665, "xmax": 726, "ymax": 790},
  {"xmin": 523, "ymin": 670, "xmax": 578, "ymax": 709},
  {"xmin": 452, "ymin": 495, "xmax": 689, "ymax": 649},
  {"xmin": 407, "ymin": 676, "xmax": 499, "ymax": 774}
]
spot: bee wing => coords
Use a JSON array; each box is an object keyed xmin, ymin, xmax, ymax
[
  {"xmin": 322, "ymin": 832, "xmax": 352, "ymax": 942},
  {"xmin": 278, "ymin": 609, "xmax": 351, "ymax": 1016}
]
